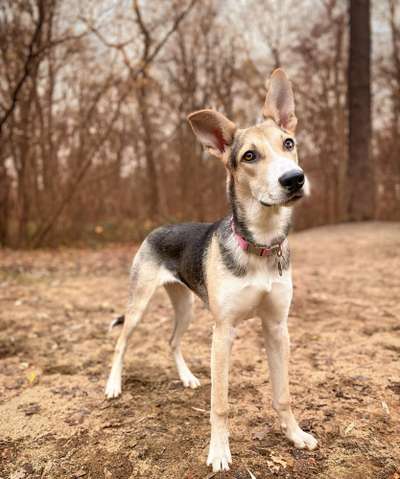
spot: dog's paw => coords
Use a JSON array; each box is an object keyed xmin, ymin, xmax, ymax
[
  {"xmin": 105, "ymin": 374, "xmax": 121, "ymax": 399},
  {"xmin": 180, "ymin": 370, "xmax": 200, "ymax": 389},
  {"xmin": 207, "ymin": 435, "xmax": 232, "ymax": 472},
  {"xmin": 286, "ymin": 427, "xmax": 318, "ymax": 450}
]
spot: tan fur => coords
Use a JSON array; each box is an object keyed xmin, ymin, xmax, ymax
[
  {"xmin": 233, "ymin": 121, "xmax": 300, "ymax": 216},
  {"xmin": 187, "ymin": 109, "xmax": 236, "ymax": 159},
  {"xmin": 263, "ymin": 68, "xmax": 298, "ymax": 133}
]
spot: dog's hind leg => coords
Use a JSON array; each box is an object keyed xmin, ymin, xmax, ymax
[
  {"xmin": 165, "ymin": 282, "xmax": 200, "ymax": 389},
  {"xmin": 105, "ymin": 251, "xmax": 159, "ymax": 399}
]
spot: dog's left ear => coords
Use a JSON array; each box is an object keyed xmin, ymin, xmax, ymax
[
  {"xmin": 187, "ymin": 109, "xmax": 236, "ymax": 158},
  {"xmin": 263, "ymin": 68, "xmax": 297, "ymax": 133}
]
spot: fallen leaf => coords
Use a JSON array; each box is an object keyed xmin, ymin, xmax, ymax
[
  {"xmin": 10, "ymin": 470, "xmax": 25, "ymax": 479},
  {"xmin": 26, "ymin": 371, "xmax": 39, "ymax": 385},
  {"xmin": 252, "ymin": 430, "xmax": 265, "ymax": 441},
  {"xmin": 18, "ymin": 402, "xmax": 41, "ymax": 416},
  {"xmin": 344, "ymin": 421, "xmax": 355, "ymax": 436},
  {"xmin": 270, "ymin": 453, "xmax": 287, "ymax": 468},
  {"xmin": 266, "ymin": 459, "xmax": 280, "ymax": 473},
  {"xmin": 381, "ymin": 400, "xmax": 390, "ymax": 415},
  {"xmin": 74, "ymin": 470, "xmax": 87, "ymax": 478}
]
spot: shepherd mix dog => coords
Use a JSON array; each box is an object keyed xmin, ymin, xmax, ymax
[{"xmin": 105, "ymin": 69, "xmax": 318, "ymax": 472}]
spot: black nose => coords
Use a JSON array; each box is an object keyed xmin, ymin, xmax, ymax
[{"xmin": 278, "ymin": 169, "xmax": 305, "ymax": 192}]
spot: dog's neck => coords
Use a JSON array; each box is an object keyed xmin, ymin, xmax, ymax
[{"xmin": 228, "ymin": 175, "xmax": 292, "ymax": 247}]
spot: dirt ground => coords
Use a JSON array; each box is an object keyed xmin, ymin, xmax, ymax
[{"xmin": 0, "ymin": 222, "xmax": 399, "ymax": 479}]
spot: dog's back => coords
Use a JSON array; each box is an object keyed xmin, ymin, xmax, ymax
[{"xmin": 145, "ymin": 220, "xmax": 221, "ymax": 301}]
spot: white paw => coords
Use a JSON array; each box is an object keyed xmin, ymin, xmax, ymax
[
  {"xmin": 286, "ymin": 427, "xmax": 318, "ymax": 450},
  {"xmin": 179, "ymin": 370, "xmax": 200, "ymax": 389},
  {"xmin": 105, "ymin": 373, "xmax": 121, "ymax": 399},
  {"xmin": 207, "ymin": 435, "xmax": 232, "ymax": 472}
]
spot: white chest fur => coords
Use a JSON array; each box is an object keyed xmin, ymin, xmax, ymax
[{"xmin": 211, "ymin": 237, "xmax": 292, "ymax": 322}]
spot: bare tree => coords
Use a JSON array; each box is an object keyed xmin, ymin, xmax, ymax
[
  {"xmin": 84, "ymin": 0, "xmax": 198, "ymax": 222},
  {"xmin": 0, "ymin": 0, "xmax": 398, "ymax": 248}
]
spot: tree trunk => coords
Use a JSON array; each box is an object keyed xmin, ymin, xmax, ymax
[
  {"xmin": 347, "ymin": 0, "xmax": 374, "ymax": 220},
  {"xmin": 0, "ymin": 162, "xmax": 10, "ymax": 245},
  {"xmin": 137, "ymin": 79, "xmax": 159, "ymax": 220}
]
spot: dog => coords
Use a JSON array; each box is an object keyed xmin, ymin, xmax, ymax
[{"xmin": 105, "ymin": 68, "xmax": 317, "ymax": 472}]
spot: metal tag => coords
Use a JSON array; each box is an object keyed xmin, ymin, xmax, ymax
[{"xmin": 278, "ymin": 260, "xmax": 283, "ymax": 276}]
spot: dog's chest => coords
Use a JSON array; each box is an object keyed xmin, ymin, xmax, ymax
[
  {"xmin": 242, "ymin": 257, "xmax": 285, "ymax": 292},
  {"xmin": 216, "ymin": 257, "xmax": 290, "ymax": 319}
]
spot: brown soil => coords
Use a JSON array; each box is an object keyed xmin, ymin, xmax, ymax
[{"xmin": 0, "ymin": 222, "xmax": 399, "ymax": 479}]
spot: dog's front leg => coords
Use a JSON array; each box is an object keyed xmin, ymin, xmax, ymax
[
  {"xmin": 260, "ymin": 283, "xmax": 317, "ymax": 450},
  {"xmin": 207, "ymin": 320, "xmax": 234, "ymax": 472}
]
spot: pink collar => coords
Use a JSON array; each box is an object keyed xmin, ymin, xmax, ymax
[{"xmin": 230, "ymin": 217, "xmax": 285, "ymax": 258}]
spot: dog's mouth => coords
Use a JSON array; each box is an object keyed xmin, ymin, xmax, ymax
[
  {"xmin": 283, "ymin": 190, "xmax": 304, "ymax": 205},
  {"xmin": 260, "ymin": 190, "xmax": 304, "ymax": 208}
]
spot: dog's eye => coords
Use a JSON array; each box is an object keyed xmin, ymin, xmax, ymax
[
  {"xmin": 242, "ymin": 150, "xmax": 257, "ymax": 162},
  {"xmin": 283, "ymin": 138, "xmax": 295, "ymax": 151}
]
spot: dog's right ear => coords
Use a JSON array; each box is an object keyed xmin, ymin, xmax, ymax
[
  {"xmin": 187, "ymin": 109, "xmax": 236, "ymax": 158},
  {"xmin": 263, "ymin": 69, "xmax": 297, "ymax": 133}
]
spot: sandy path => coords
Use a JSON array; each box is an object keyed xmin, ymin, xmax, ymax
[{"xmin": 0, "ymin": 222, "xmax": 399, "ymax": 479}]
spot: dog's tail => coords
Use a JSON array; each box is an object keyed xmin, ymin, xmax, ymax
[{"xmin": 108, "ymin": 315, "xmax": 125, "ymax": 332}]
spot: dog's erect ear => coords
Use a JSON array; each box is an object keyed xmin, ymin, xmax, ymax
[
  {"xmin": 263, "ymin": 69, "xmax": 297, "ymax": 133},
  {"xmin": 187, "ymin": 109, "xmax": 236, "ymax": 158}
]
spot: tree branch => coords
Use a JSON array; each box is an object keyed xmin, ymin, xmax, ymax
[
  {"xmin": 86, "ymin": 0, "xmax": 199, "ymax": 80},
  {"xmin": 0, "ymin": 0, "xmax": 45, "ymax": 135}
]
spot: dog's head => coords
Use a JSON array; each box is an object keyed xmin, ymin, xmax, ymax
[{"xmin": 188, "ymin": 69, "xmax": 308, "ymax": 207}]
